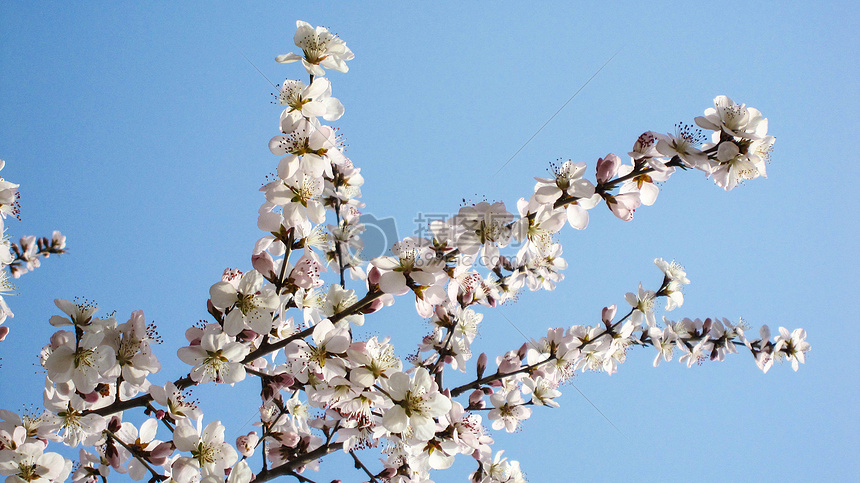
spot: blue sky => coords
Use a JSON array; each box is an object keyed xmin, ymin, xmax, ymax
[{"xmin": 1, "ymin": 1, "xmax": 857, "ymax": 482}]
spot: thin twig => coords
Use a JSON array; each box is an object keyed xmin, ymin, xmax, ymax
[{"xmin": 349, "ymin": 449, "xmax": 380, "ymax": 482}]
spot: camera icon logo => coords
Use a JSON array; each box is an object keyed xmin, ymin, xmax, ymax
[{"xmin": 353, "ymin": 213, "xmax": 399, "ymax": 261}]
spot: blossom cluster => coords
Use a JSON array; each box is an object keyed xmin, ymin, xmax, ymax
[
  {"xmin": 0, "ymin": 160, "xmax": 66, "ymax": 343},
  {"xmin": 0, "ymin": 20, "xmax": 809, "ymax": 483}
]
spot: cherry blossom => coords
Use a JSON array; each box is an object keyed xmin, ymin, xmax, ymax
[
  {"xmin": 372, "ymin": 237, "xmax": 446, "ymax": 297},
  {"xmin": 105, "ymin": 310, "xmax": 161, "ymax": 395},
  {"xmin": 149, "ymin": 381, "xmax": 202, "ymax": 421},
  {"xmin": 655, "ymin": 123, "xmax": 709, "ymax": 169},
  {"xmin": 775, "ymin": 327, "xmax": 811, "ymax": 371},
  {"xmin": 44, "ymin": 330, "xmax": 117, "ymax": 394},
  {"xmin": 382, "ymin": 368, "xmax": 452, "ymax": 441},
  {"xmin": 112, "ymin": 418, "xmax": 161, "ymax": 480},
  {"xmin": 347, "ymin": 336, "xmax": 401, "ymax": 388},
  {"xmin": 456, "ymin": 202, "xmax": 516, "ymax": 268},
  {"xmin": 209, "ymin": 270, "xmax": 279, "ymax": 336},
  {"xmin": 269, "ymin": 117, "xmax": 339, "ymax": 179},
  {"xmin": 488, "ymin": 389, "xmax": 531, "ymax": 432},
  {"xmin": 473, "ymin": 450, "xmax": 526, "ymax": 483},
  {"xmin": 48, "ymin": 298, "xmax": 99, "ymax": 329},
  {"xmin": 626, "ymin": 283, "xmax": 657, "ymax": 328},
  {"xmin": 276, "ymin": 20, "xmax": 354, "ymax": 76},
  {"xmin": 0, "ymin": 442, "xmax": 71, "ymax": 483},
  {"xmin": 278, "ymin": 77, "xmax": 344, "ymax": 122},
  {"xmin": 172, "ymin": 419, "xmax": 238, "ymax": 480},
  {"xmin": 695, "ymin": 95, "xmax": 768, "ymax": 140},
  {"xmin": 532, "ymin": 160, "xmax": 595, "ymax": 206},
  {"xmin": 177, "ymin": 329, "xmax": 250, "ymax": 384},
  {"xmin": 521, "ymin": 376, "xmax": 561, "ymax": 407},
  {"xmin": 285, "ymin": 318, "xmax": 350, "ymax": 382}
]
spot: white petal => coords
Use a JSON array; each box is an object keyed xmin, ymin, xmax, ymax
[
  {"xmin": 209, "ymin": 282, "xmax": 238, "ymax": 310},
  {"xmin": 275, "ymin": 53, "xmax": 302, "ymax": 64},
  {"xmin": 379, "ymin": 271, "xmax": 408, "ymax": 295}
]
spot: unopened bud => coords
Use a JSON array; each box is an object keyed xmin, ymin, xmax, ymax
[
  {"xmin": 602, "ymin": 305, "xmax": 617, "ymax": 325},
  {"xmin": 517, "ymin": 342, "xmax": 529, "ymax": 359},
  {"xmin": 236, "ymin": 431, "xmax": 260, "ymax": 458},
  {"xmin": 596, "ymin": 153, "xmax": 621, "ymax": 184},
  {"xmin": 108, "ymin": 415, "xmax": 122, "ymax": 433},
  {"xmin": 367, "ymin": 266, "xmax": 381, "ymax": 285},
  {"xmin": 50, "ymin": 331, "xmax": 73, "ymax": 350},
  {"xmin": 476, "ymin": 353, "xmax": 487, "ymax": 379},
  {"xmin": 252, "ymin": 252, "xmax": 276, "ymax": 280},
  {"xmin": 360, "ymin": 298, "xmax": 384, "ymax": 314},
  {"xmin": 469, "ymin": 389, "xmax": 484, "ymax": 407},
  {"xmin": 274, "ymin": 372, "xmax": 295, "ymax": 388},
  {"xmin": 434, "ymin": 305, "xmax": 449, "ymax": 323},
  {"xmin": 280, "ymin": 431, "xmax": 300, "ymax": 448},
  {"xmin": 150, "ymin": 441, "xmax": 174, "ymax": 465},
  {"xmin": 207, "ymin": 299, "xmax": 221, "ymax": 322}
]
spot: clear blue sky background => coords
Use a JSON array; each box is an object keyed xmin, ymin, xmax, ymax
[{"xmin": 1, "ymin": 2, "xmax": 857, "ymax": 482}]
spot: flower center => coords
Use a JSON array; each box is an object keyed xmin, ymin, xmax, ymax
[
  {"xmin": 73, "ymin": 347, "xmax": 97, "ymax": 369},
  {"xmin": 401, "ymin": 390, "xmax": 428, "ymax": 418},
  {"xmin": 291, "ymin": 177, "xmax": 321, "ymax": 205},
  {"xmin": 16, "ymin": 461, "xmax": 38, "ymax": 481},
  {"xmin": 236, "ymin": 293, "xmax": 259, "ymax": 315},
  {"xmin": 194, "ymin": 441, "xmax": 220, "ymax": 465}
]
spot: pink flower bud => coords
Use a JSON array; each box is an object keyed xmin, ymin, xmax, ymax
[
  {"xmin": 498, "ymin": 352, "xmax": 521, "ymax": 373},
  {"xmin": 367, "ymin": 266, "xmax": 381, "ymax": 285},
  {"xmin": 360, "ymin": 298, "xmax": 384, "ymax": 314},
  {"xmin": 596, "ymin": 153, "xmax": 621, "ymax": 184},
  {"xmin": 105, "ymin": 441, "xmax": 121, "ymax": 468},
  {"xmin": 279, "ymin": 431, "xmax": 300, "ymax": 448},
  {"xmin": 434, "ymin": 305, "xmax": 449, "ymax": 322},
  {"xmin": 150, "ymin": 442, "xmax": 174, "ymax": 465},
  {"xmin": 206, "ymin": 299, "xmax": 221, "ymax": 322},
  {"xmin": 602, "ymin": 305, "xmax": 617, "ymax": 325},
  {"xmin": 108, "ymin": 416, "xmax": 122, "ymax": 433},
  {"xmin": 50, "ymin": 330, "xmax": 73, "ymax": 350},
  {"xmin": 476, "ymin": 353, "xmax": 487, "ymax": 379},
  {"xmin": 237, "ymin": 431, "xmax": 260, "ymax": 458},
  {"xmin": 0, "ymin": 326, "xmax": 9, "ymax": 341},
  {"xmin": 469, "ymin": 389, "xmax": 484, "ymax": 407},
  {"xmin": 517, "ymin": 342, "xmax": 529, "ymax": 359},
  {"xmin": 252, "ymin": 252, "xmax": 276, "ymax": 279}
]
